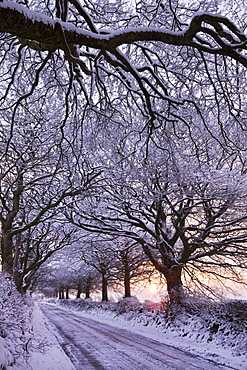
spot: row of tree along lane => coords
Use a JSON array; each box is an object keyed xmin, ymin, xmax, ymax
[
  {"xmin": 35, "ymin": 255, "xmax": 101, "ymax": 300},
  {"xmin": 0, "ymin": 0, "xmax": 247, "ymax": 306},
  {"xmin": 35, "ymin": 239, "xmax": 154, "ymax": 301},
  {"xmin": 0, "ymin": 94, "xmax": 101, "ymax": 293},
  {"xmin": 0, "ymin": 30, "xmax": 102, "ymax": 292}
]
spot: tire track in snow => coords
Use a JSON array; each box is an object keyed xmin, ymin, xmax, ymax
[{"xmin": 39, "ymin": 303, "xmax": 234, "ymax": 370}]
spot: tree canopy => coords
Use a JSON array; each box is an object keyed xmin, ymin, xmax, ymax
[{"xmin": 0, "ymin": 0, "xmax": 247, "ymax": 303}]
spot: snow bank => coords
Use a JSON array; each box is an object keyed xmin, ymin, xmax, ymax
[
  {"xmin": 55, "ymin": 296, "xmax": 247, "ymax": 369},
  {"xmin": 0, "ymin": 273, "xmax": 75, "ymax": 369},
  {"xmin": 0, "ymin": 336, "xmax": 14, "ymax": 369},
  {"xmin": 0, "ymin": 273, "xmax": 33, "ymax": 369}
]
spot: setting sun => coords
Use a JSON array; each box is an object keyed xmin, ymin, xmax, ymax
[{"xmin": 149, "ymin": 284, "xmax": 157, "ymax": 294}]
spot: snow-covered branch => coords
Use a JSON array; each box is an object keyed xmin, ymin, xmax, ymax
[{"xmin": 0, "ymin": 2, "xmax": 246, "ymax": 66}]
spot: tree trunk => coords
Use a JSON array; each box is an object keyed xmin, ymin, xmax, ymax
[
  {"xmin": 13, "ymin": 234, "xmax": 21, "ymax": 289},
  {"xmin": 124, "ymin": 263, "xmax": 131, "ymax": 298},
  {"xmin": 102, "ymin": 274, "xmax": 108, "ymax": 301},
  {"xmin": 1, "ymin": 231, "xmax": 14, "ymax": 275},
  {"xmin": 59, "ymin": 288, "xmax": 65, "ymax": 299},
  {"xmin": 1, "ymin": 169, "xmax": 23, "ymax": 276},
  {"xmin": 85, "ymin": 284, "xmax": 90, "ymax": 299},
  {"xmin": 141, "ymin": 241, "xmax": 185, "ymax": 306},
  {"xmin": 166, "ymin": 266, "xmax": 184, "ymax": 305},
  {"xmin": 77, "ymin": 285, "xmax": 82, "ymax": 298},
  {"xmin": 65, "ymin": 288, "xmax": 70, "ymax": 299}
]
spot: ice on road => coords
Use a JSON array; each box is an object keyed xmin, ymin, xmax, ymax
[{"xmin": 39, "ymin": 303, "xmax": 232, "ymax": 370}]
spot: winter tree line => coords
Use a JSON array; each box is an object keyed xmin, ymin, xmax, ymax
[
  {"xmin": 0, "ymin": 0, "xmax": 247, "ymax": 305},
  {"xmin": 35, "ymin": 240, "xmax": 154, "ymax": 301}
]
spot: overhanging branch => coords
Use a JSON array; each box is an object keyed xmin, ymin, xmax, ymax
[{"xmin": 0, "ymin": 2, "xmax": 246, "ymax": 66}]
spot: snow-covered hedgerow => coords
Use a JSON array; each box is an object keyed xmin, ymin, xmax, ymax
[
  {"xmin": 57, "ymin": 296, "xmax": 247, "ymax": 356},
  {"xmin": 0, "ymin": 275, "xmax": 76, "ymax": 370},
  {"xmin": 160, "ymin": 298, "xmax": 247, "ymax": 356},
  {"xmin": 0, "ymin": 273, "xmax": 33, "ymax": 369}
]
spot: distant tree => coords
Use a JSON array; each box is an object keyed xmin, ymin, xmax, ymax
[
  {"xmin": 35, "ymin": 260, "xmax": 73, "ymax": 299},
  {"xmin": 13, "ymin": 221, "xmax": 79, "ymax": 294},
  {"xmin": 69, "ymin": 262, "xmax": 101, "ymax": 299},
  {"xmin": 115, "ymin": 239, "xmax": 153, "ymax": 298},
  {"xmin": 35, "ymin": 249, "xmax": 102, "ymax": 299},
  {"xmin": 80, "ymin": 240, "xmax": 121, "ymax": 301}
]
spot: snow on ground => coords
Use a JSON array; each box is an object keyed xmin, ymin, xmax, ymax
[
  {"xmin": 1, "ymin": 271, "xmax": 246, "ymax": 370},
  {"xmin": 28, "ymin": 303, "xmax": 75, "ymax": 370},
  {"xmin": 53, "ymin": 297, "xmax": 247, "ymax": 370}
]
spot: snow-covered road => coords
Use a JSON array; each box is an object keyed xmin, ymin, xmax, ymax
[{"xmin": 39, "ymin": 303, "xmax": 233, "ymax": 370}]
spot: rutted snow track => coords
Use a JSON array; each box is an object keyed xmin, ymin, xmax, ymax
[{"xmin": 39, "ymin": 303, "xmax": 232, "ymax": 370}]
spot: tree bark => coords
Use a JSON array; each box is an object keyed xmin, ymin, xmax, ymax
[
  {"xmin": 85, "ymin": 284, "xmax": 90, "ymax": 299},
  {"xmin": 66, "ymin": 288, "xmax": 70, "ymax": 299},
  {"xmin": 59, "ymin": 288, "xmax": 65, "ymax": 299},
  {"xmin": 165, "ymin": 266, "xmax": 184, "ymax": 305},
  {"xmin": 77, "ymin": 285, "xmax": 82, "ymax": 298},
  {"xmin": 1, "ymin": 231, "xmax": 14, "ymax": 275},
  {"xmin": 13, "ymin": 234, "xmax": 21, "ymax": 290},
  {"xmin": 141, "ymin": 241, "xmax": 184, "ymax": 305},
  {"xmin": 124, "ymin": 263, "xmax": 131, "ymax": 298},
  {"xmin": 102, "ymin": 273, "xmax": 108, "ymax": 302},
  {"xmin": 1, "ymin": 167, "xmax": 23, "ymax": 276}
]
